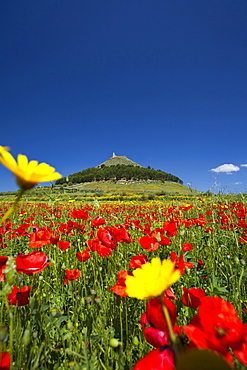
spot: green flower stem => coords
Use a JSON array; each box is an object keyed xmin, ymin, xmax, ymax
[
  {"xmin": 0, "ymin": 188, "xmax": 26, "ymax": 225},
  {"xmin": 158, "ymin": 294, "xmax": 178, "ymax": 353}
]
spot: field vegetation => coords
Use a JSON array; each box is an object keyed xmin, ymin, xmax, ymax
[{"xmin": 0, "ymin": 192, "xmax": 247, "ymax": 369}]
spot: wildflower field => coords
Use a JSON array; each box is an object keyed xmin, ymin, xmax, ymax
[
  {"xmin": 1, "ymin": 195, "xmax": 247, "ymax": 370},
  {"xmin": 1, "ymin": 146, "xmax": 247, "ymax": 369}
]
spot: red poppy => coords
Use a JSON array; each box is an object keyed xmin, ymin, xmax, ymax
[
  {"xmin": 97, "ymin": 228, "xmax": 115, "ymax": 248},
  {"xmin": 139, "ymin": 294, "xmax": 181, "ymax": 351},
  {"xmin": 181, "ymin": 287, "xmax": 205, "ymax": 309},
  {"xmin": 165, "ymin": 287, "xmax": 178, "ymax": 301},
  {"xmin": 197, "ymin": 260, "xmax": 205, "ymax": 266},
  {"xmin": 163, "ymin": 221, "xmax": 178, "ymax": 237},
  {"xmin": 139, "ymin": 235, "xmax": 159, "ymax": 251},
  {"xmin": 145, "ymin": 296, "xmax": 177, "ymax": 334},
  {"xmin": 182, "ymin": 297, "xmax": 247, "ymax": 366},
  {"xmin": 110, "ymin": 227, "xmax": 131, "ymax": 243},
  {"xmin": 0, "ymin": 256, "xmax": 8, "ymax": 269},
  {"xmin": 110, "ymin": 270, "xmax": 133, "ymax": 297},
  {"xmin": 0, "ymin": 352, "xmax": 10, "ymax": 370},
  {"xmin": 57, "ymin": 240, "xmax": 70, "ymax": 251},
  {"xmin": 63, "ymin": 268, "xmax": 81, "ymax": 285},
  {"xmin": 69, "ymin": 209, "xmax": 89, "ymax": 220},
  {"xmin": 159, "ymin": 235, "xmax": 172, "ymax": 246},
  {"xmin": 16, "ymin": 251, "xmax": 50, "ymax": 275},
  {"xmin": 134, "ymin": 346, "xmax": 175, "ymax": 370},
  {"xmin": 76, "ymin": 249, "xmax": 90, "ymax": 262},
  {"xmin": 87, "ymin": 237, "xmax": 114, "ymax": 257},
  {"xmin": 182, "ymin": 243, "xmax": 194, "ymax": 252},
  {"xmin": 91, "ymin": 215, "xmax": 106, "ymax": 228},
  {"xmin": 129, "ymin": 254, "xmax": 148, "ymax": 269},
  {"xmin": 170, "ymin": 252, "xmax": 194, "ymax": 274},
  {"xmin": 96, "ymin": 243, "xmax": 113, "ymax": 257},
  {"xmin": 7, "ymin": 286, "xmax": 31, "ymax": 306},
  {"xmin": 28, "ymin": 230, "xmax": 59, "ymax": 248}
]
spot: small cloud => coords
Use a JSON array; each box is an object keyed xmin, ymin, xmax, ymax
[
  {"xmin": 235, "ymin": 182, "xmax": 243, "ymax": 185},
  {"xmin": 241, "ymin": 164, "xmax": 247, "ymax": 167},
  {"xmin": 210, "ymin": 164, "xmax": 240, "ymax": 174}
]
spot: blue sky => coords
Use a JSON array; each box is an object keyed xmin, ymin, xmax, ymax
[{"xmin": 1, "ymin": 0, "xmax": 247, "ymax": 193}]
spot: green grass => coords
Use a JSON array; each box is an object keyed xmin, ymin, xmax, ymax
[
  {"xmin": 70, "ymin": 180, "xmax": 197, "ymax": 194},
  {"xmin": 0, "ymin": 181, "xmax": 199, "ymax": 203}
]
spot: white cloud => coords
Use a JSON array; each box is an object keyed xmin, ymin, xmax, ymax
[
  {"xmin": 210, "ymin": 164, "xmax": 240, "ymax": 174},
  {"xmin": 241, "ymin": 164, "xmax": 247, "ymax": 167},
  {"xmin": 234, "ymin": 182, "xmax": 243, "ymax": 185}
]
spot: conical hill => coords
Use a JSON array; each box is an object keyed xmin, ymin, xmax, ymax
[{"xmin": 97, "ymin": 154, "xmax": 142, "ymax": 167}]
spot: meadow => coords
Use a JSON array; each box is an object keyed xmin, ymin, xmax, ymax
[{"xmin": 1, "ymin": 193, "xmax": 247, "ymax": 369}]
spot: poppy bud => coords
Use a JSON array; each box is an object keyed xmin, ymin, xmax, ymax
[
  {"xmin": 109, "ymin": 338, "xmax": 119, "ymax": 348},
  {"xmin": 132, "ymin": 336, "xmax": 139, "ymax": 345},
  {"xmin": 22, "ymin": 329, "xmax": 30, "ymax": 346},
  {"xmin": 67, "ymin": 321, "xmax": 73, "ymax": 330}
]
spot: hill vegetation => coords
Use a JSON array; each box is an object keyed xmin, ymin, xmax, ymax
[{"xmin": 55, "ymin": 164, "xmax": 183, "ymax": 185}]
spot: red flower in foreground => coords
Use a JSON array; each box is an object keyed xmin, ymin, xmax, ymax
[
  {"xmin": 181, "ymin": 287, "xmax": 206, "ymax": 309},
  {"xmin": 16, "ymin": 251, "xmax": 50, "ymax": 275},
  {"xmin": 28, "ymin": 230, "xmax": 59, "ymax": 248},
  {"xmin": 0, "ymin": 256, "xmax": 8, "ymax": 269},
  {"xmin": 140, "ymin": 295, "xmax": 180, "ymax": 349},
  {"xmin": 134, "ymin": 346, "xmax": 175, "ymax": 370},
  {"xmin": 182, "ymin": 297, "xmax": 247, "ymax": 366},
  {"xmin": 0, "ymin": 352, "xmax": 10, "ymax": 370},
  {"xmin": 7, "ymin": 286, "xmax": 31, "ymax": 306},
  {"xmin": 63, "ymin": 268, "xmax": 81, "ymax": 285},
  {"xmin": 97, "ymin": 228, "xmax": 115, "ymax": 248}
]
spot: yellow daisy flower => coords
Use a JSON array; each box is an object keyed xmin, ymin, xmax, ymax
[
  {"xmin": 0, "ymin": 145, "xmax": 10, "ymax": 153},
  {"xmin": 125, "ymin": 257, "xmax": 180, "ymax": 300},
  {"xmin": 0, "ymin": 147, "xmax": 62, "ymax": 190}
]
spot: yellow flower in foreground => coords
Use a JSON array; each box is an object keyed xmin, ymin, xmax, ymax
[
  {"xmin": 0, "ymin": 145, "xmax": 10, "ymax": 153},
  {"xmin": 125, "ymin": 258, "xmax": 180, "ymax": 300},
  {"xmin": 0, "ymin": 147, "xmax": 62, "ymax": 190}
]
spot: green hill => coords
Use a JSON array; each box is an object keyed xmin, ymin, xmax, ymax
[{"xmin": 56, "ymin": 154, "xmax": 183, "ymax": 185}]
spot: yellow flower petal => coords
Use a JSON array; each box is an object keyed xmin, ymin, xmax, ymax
[
  {"xmin": 0, "ymin": 146, "xmax": 10, "ymax": 154},
  {"xmin": 0, "ymin": 146, "xmax": 62, "ymax": 189},
  {"xmin": 126, "ymin": 258, "xmax": 180, "ymax": 300}
]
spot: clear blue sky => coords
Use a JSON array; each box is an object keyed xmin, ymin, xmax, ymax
[{"xmin": 1, "ymin": 1, "xmax": 247, "ymax": 193}]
